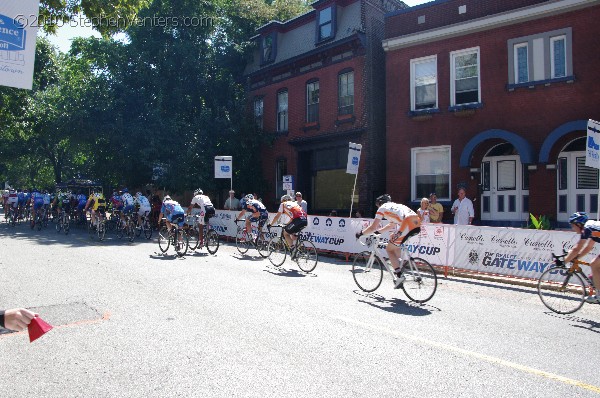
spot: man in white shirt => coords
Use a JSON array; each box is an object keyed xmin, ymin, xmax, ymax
[
  {"xmin": 295, "ymin": 191, "xmax": 308, "ymax": 214},
  {"xmin": 223, "ymin": 190, "xmax": 240, "ymax": 210},
  {"xmin": 451, "ymin": 187, "xmax": 474, "ymax": 225}
]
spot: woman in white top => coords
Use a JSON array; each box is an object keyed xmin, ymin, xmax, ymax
[{"xmin": 417, "ymin": 197, "xmax": 430, "ymax": 223}]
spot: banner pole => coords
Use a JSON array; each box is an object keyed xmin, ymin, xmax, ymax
[{"xmin": 350, "ymin": 173, "xmax": 358, "ymax": 218}]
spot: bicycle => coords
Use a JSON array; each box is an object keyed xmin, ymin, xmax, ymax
[
  {"xmin": 135, "ymin": 211, "xmax": 153, "ymax": 240},
  {"xmin": 184, "ymin": 215, "xmax": 219, "ymax": 255},
  {"xmin": 6, "ymin": 206, "xmax": 17, "ymax": 227},
  {"xmin": 352, "ymin": 233, "xmax": 437, "ymax": 303},
  {"xmin": 158, "ymin": 219, "xmax": 188, "ymax": 257},
  {"xmin": 88, "ymin": 209, "xmax": 107, "ymax": 241},
  {"xmin": 30, "ymin": 208, "xmax": 44, "ymax": 231},
  {"xmin": 235, "ymin": 219, "xmax": 270, "ymax": 257},
  {"xmin": 55, "ymin": 209, "xmax": 70, "ymax": 235},
  {"xmin": 266, "ymin": 225, "xmax": 318, "ymax": 273},
  {"xmin": 537, "ymin": 252, "xmax": 598, "ymax": 314}
]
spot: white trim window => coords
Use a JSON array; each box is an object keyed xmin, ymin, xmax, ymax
[
  {"xmin": 277, "ymin": 90, "xmax": 288, "ymax": 132},
  {"xmin": 411, "ymin": 145, "xmax": 451, "ymax": 201},
  {"xmin": 550, "ymin": 35, "xmax": 567, "ymax": 78},
  {"xmin": 306, "ymin": 80, "xmax": 319, "ymax": 123},
  {"xmin": 410, "ymin": 55, "xmax": 437, "ymax": 111},
  {"xmin": 514, "ymin": 43, "xmax": 529, "ymax": 83},
  {"xmin": 450, "ymin": 47, "xmax": 480, "ymax": 106}
]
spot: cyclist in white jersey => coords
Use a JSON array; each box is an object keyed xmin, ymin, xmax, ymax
[
  {"xmin": 134, "ymin": 192, "xmax": 152, "ymax": 227},
  {"xmin": 563, "ymin": 212, "xmax": 600, "ymax": 304},
  {"xmin": 356, "ymin": 194, "xmax": 422, "ymax": 289},
  {"xmin": 187, "ymin": 188, "xmax": 215, "ymax": 244}
]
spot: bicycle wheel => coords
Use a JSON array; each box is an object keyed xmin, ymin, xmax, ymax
[
  {"xmin": 187, "ymin": 228, "xmax": 200, "ymax": 251},
  {"xmin": 296, "ymin": 239, "xmax": 318, "ymax": 273},
  {"xmin": 36, "ymin": 216, "xmax": 42, "ymax": 231},
  {"xmin": 116, "ymin": 220, "xmax": 125, "ymax": 239},
  {"xmin": 98, "ymin": 221, "xmax": 106, "ymax": 241},
  {"xmin": 402, "ymin": 257, "xmax": 437, "ymax": 303},
  {"xmin": 64, "ymin": 215, "xmax": 70, "ymax": 235},
  {"xmin": 268, "ymin": 237, "xmax": 287, "ymax": 267},
  {"xmin": 56, "ymin": 216, "xmax": 63, "ymax": 232},
  {"xmin": 236, "ymin": 229, "xmax": 250, "ymax": 255},
  {"xmin": 256, "ymin": 234, "xmax": 270, "ymax": 258},
  {"xmin": 127, "ymin": 222, "xmax": 135, "ymax": 242},
  {"xmin": 537, "ymin": 267, "xmax": 586, "ymax": 314},
  {"xmin": 143, "ymin": 220, "xmax": 153, "ymax": 240},
  {"xmin": 158, "ymin": 227, "xmax": 170, "ymax": 253},
  {"xmin": 352, "ymin": 251, "xmax": 385, "ymax": 292},
  {"xmin": 175, "ymin": 229, "xmax": 188, "ymax": 257},
  {"xmin": 205, "ymin": 229, "xmax": 219, "ymax": 255}
]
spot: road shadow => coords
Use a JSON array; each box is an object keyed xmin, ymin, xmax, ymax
[
  {"xmin": 148, "ymin": 252, "xmax": 186, "ymax": 261},
  {"xmin": 442, "ymin": 275, "xmax": 539, "ymax": 295},
  {"xmin": 353, "ymin": 290, "xmax": 440, "ymax": 316},
  {"xmin": 263, "ymin": 268, "xmax": 308, "ymax": 278},
  {"xmin": 543, "ymin": 311, "xmax": 600, "ymax": 334}
]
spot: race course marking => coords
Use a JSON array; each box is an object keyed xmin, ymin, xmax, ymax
[{"xmin": 335, "ymin": 316, "xmax": 600, "ymax": 394}]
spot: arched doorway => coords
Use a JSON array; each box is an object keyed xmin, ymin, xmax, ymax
[
  {"xmin": 556, "ymin": 137, "xmax": 599, "ymax": 222},
  {"xmin": 480, "ymin": 143, "xmax": 529, "ymax": 222}
]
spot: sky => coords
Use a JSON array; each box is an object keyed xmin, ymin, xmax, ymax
[{"xmin": 46, "ymin": 0, "xmax": 431, "ymax": 53}]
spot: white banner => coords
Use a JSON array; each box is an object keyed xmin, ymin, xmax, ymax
[
  {"xmin": 586, "ymin": 119, "xmax": 600, "ymax": 169},
  {"xmin": 346, "ymin": 143, "xmax": 362, "ymax": 174},
  {"xmin": 452, "ymin": 225, "xmax": 592, "ymax": 279},
  {"xmin": 0, "ymin": 0, "xmax": 40, "ymax": 90},
  {"xmin": 214, "ymin": 156, "xmax": 232, "ymax": 179}
]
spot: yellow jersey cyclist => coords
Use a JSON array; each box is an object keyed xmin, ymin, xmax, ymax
[
  {"xmin": 269, "ymin": 194, "xmax": 308, "ymax": 254},
  {"xmin": 563, "ymin": 212, "xmax": 600, "ymax": 304},
  {"xmin": 356, "ymin": 194, "xmax": 422, "ymax": 288},
  {"xmin": 85, "ymin": 189, "xmax": 107, "ymax": 228}
]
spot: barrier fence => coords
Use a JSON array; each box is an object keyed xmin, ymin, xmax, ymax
[{"xmin": 211, "ymin": 210, "xmax": 593, "ymax": 280}]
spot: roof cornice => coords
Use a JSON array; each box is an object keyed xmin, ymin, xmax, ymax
[{"xmin": 383, "ymin": 0, "xmax": 600, "ymax": 51}]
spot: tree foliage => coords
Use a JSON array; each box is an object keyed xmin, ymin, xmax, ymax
[{"xmin": 1, "ymin": 0, "xmax": 311, "ymax": 195}]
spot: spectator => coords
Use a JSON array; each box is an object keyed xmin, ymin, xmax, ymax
[
  {"xmin": 354, "ymin": 210, "xmax": 363, "ymax": 218},
  {"xmin": 224, "ymin": 190, "xmax": 240, "ymax": 210},
  {"xmin": 451, "ymin": 187, "xmax": 474, "ymax": 225},
  {"xmin": 417, "ymin": 198, "xmax": 430, "ymax": 223},
  {"xmin": 295, "ymin": 192, "xmax": 308, "ymax": 214},
  {"xmin": 0, "ymin": 308, "xmax": 37, "ymax": 331},
  {"xmin": 329, "ymin": 209, "xmax": 338, "ymax": 217},
  {"xmin": 429, "ymin": 192, "xmax": 444, "ymax": 223}
]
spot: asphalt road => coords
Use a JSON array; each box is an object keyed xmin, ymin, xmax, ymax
[{"xmin": 1, "ymin": 221, "xmax": 599, "ymax": 397}]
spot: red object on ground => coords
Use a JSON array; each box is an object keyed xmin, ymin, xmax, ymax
[{"xmin": 28, "ymin": 317, "xmax": 53, "ymax": 343}]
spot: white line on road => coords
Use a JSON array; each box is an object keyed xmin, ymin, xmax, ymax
[{"xmin": 334, "ymin": 316, "xmax": 600, "ymax": 394}]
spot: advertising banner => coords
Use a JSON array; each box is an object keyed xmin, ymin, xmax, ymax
[
  {"xmin": 214, "ymin": 156, "xmax": 232, "ymax": 179},
  {"xmin": 0, "ymin": 0, "xmax": 40, "ymax": 89},
  {"xmin": 452, "ymin": 226, "xmax": 593, "ymax": 279},
  {"xmin": 586, "ymin": 119, "xmax": 600, "ymax": 169},
  {"xmin": 346, "ymin": 143, "xmax": 362, "ymax": 174}
]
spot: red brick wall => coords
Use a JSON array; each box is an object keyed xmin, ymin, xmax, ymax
[{"xmin": 385, "ymin": 6, "xmax": 600, "ymax": 216}]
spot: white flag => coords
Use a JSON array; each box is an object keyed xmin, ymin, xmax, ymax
[
  {"xmin": 346, "ymin": 143, "xmax": 362, "ymax": 174},
  {"xmin": 215, "ymin": 156, "xmax": 232, "ymax": 178},
  {"xmin": 0, "ymin": 0, "xmax": 40, "ymax": 90},
  {"xmin": 586, "ymin": 120, "xmax": 600, "ymax": 169}
]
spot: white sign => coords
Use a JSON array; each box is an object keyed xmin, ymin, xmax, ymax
[
  {"xmin": 283, "ymin": 175, "xmax": 293, "ymax": 183},
  {"xmin": 214, "ymin": 156, "xmax": 232, "ymax": 179},
  {"xmin": 586, "ymin": 119, "xmax": 600, "ymax": 169},
  {"xmin": 346, "ymin": 142, "xmax": 362, "ymax": 174},
  {"xmin": 0, "ymin": 0, "xmax": 40, "ymax": 90}
]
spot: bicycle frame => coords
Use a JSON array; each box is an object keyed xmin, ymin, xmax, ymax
[{"xmin": 359, "ymin": 234, "xmax": 416, "ymax": 279}]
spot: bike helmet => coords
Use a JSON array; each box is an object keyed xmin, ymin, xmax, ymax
[
  {"xmin": 112, "ymin": 191, "xmax": 118, "ymax": 196},
  {"xmin": 122, "ymin": 188, "xmax": 128, "ymax": 193},
  {"xmin": 245, "ymin": 194, "xmax": 254, "ymax": 201},
  {"xmin": 569, "ymin": 211, "xmax": 588, "ymax": 225},
  {"xmin": 375, "ymin": 194, "xmax": 392, "ymax": 207},
  {"xmin": 194, "ymin": 188, "xmax": 203, "ymax": 196},
  {"xmin": 281, "ymin": 194, "xmax": 292, "ymax": 202},
  {"xmin": 136, "ymin": 192, "xmax": 143, "ymax": 197},
  {"xmin": 163, "ymin": 195, "xmax": 171, "ymax": 203}
]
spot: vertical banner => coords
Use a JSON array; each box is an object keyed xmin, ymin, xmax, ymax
[
  {"xmin": 0, "ymin": 0, "xmax": 40, "ymax": 90},
  {"xmin": 346, "ymin": 143, "xmax": 362, "ymax": 174},
  {"xmin": 586, "ymin": 119, "xmax": 600, "ymax": 168},
  {"xmin": 214, "ymin": 156, "xmax": 232, "ymax": 179}
]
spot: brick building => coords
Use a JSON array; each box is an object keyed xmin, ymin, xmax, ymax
[
  {"xmin": 244, "ymin": 0, "xmax": 405, "ymax": 215},
  {"xmin": 384, "ymin": 0, "xmax": 600, "ymax": 226}
]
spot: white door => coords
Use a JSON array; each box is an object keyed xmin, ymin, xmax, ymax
[
  {"xmin": 556, "ymin": 151, "xmax": 599, "ymax": 222},
  {"xmin": 480, "ymin": 155, "xmax": 529, "ymax": 222}
]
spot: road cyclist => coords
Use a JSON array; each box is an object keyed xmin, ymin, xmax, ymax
[
  {"xmin": 186, "ymin": 188, "xmax": 215, "ymax": 247},
  {"xmin": 234, "ymin": 194, "xmax": 269, "ymax": 255},
  {"xmin": 268, "ymin": 194, "xmax": 308, "ymax": 259}
]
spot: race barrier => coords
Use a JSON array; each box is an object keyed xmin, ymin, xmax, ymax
[{"xmin": 211, "ymin": 210, "xmax": 592, "ymax": 279}]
